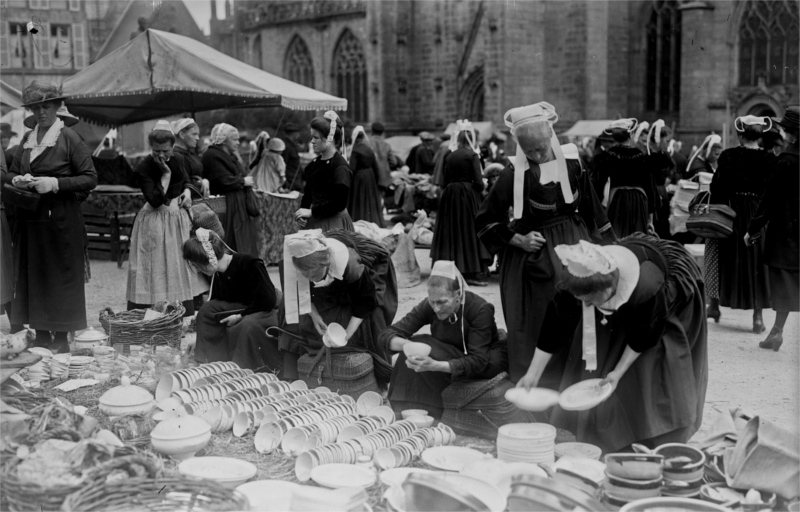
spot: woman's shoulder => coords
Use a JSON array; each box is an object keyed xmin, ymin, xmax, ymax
[
  {"xmin": 628, "ymin": 261, "xmax": 665, "ymax": 306},
  {"xmin": 233, "ymin": 253, "xmax": 265, "ymax": 269}
]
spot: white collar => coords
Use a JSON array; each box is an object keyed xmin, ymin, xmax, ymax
[
  {"xmin": 596, "ymin": 245, "xmax": 640, "ymax": 314},
  {"xmin": 25, "ymin": 119, "xmax": 64, "ymax": 163}
]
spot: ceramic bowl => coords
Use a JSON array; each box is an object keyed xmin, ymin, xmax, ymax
[
  {"xmin": 605, "ymin": 453, "xmax": 664, "ymax": 480},
  {"xmin": 408, "ymin": 415, "xmax": 435, "ymax": 428},
  {"xmin": 604, "ymin": 471, "xmax": 663, "ymax": 502},
  {"xmin": 654, "ymin": 443, "xmax": 705, "ymax": 482},
  {"xmin": 150, "ymin": 414, "xmax": 212, "ymax": 460},
  {"xmin": 403, "ymin": 342, "xmax": 432, "ymax": 358},
  {"xmin": 322, "ymin": 323, "xmax": 348, "ymax": 348},
  {"xmin": 401, "ymin": 409, "xmax": 428, "ymax": 419}
]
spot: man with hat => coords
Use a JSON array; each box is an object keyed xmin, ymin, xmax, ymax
[
  {"xmin": 746, "ymin": 106, "xmax": 799, "ymax": 352},
  {"xmin": 408, "ymin": 131, "xmax": 436, "ymax": 176},
  {"xmin": 1, "ymin": 123, "xmax": 17, "ymax": 153},
  {"xmin": 280, "ymin": 122, "xmax": 304, "ymax": 191}
]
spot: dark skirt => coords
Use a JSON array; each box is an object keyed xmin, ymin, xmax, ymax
[
  {"xmin": 305, "ymin": 209, "xmax": 355, "ymax": 233},
  {"xmin": 1, "ymin": 207, "xmax": 12, "ymax": 305},
  {"xmin": 224, "ymin": 190, "xmax": 259, "ymax": 256},
  {"xmin": 499, "ymin": 214, "xmax": 589, "ymax": 385},
  {"xmin": 348, "ymin": 168, "xmax": 384, "ymax": 227},
  {"xmin": 704, "ymin": 239, "xmax": 719, "ymax": 300},
  {"xmin": 551, "ymin": 238, "xmax": 708, "ymax": 453},
  {"xmin": 769, "ymin": 267, "xmax": 799, "ymax": 312},
  {"xmin": 387, "ymin": 334, "xmax": 507, "ymax": 419},
  {"xmin": 608, "ymin": 187, "xmax": 649, "ymax": 238},
  {"xmin": 718, "ymin": 194, "xmax": 771, "ymax": 310},
  {"xmin": 195, "ymin": 300, "xmax": 281, "ymax": 371},
  {"xmin": 430, "ymin": 182, "xmax": 491, "ymax": 275}
]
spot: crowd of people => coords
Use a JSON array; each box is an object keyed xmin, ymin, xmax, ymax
[{"xmin": 1, "ymin": 77, "xmax": 797, "ymax": 453}]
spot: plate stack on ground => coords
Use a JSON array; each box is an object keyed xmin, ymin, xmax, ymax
[
  {"xmin": 603, "ymin": 453, "xmax": 665, "ymax": 507},
  {"xmin": 68, "ymin": 356, "xmax": 94, "ymax": 378},
  {"xmin": 497, "ymin": 423, "xmax": 557, "ymax": 465},
  {"xmin": 26, "ymin": 347, "xmax": 52, "ymax": 382},
  {"xmin": 92, "ymin": 346, "xmax": 116, "ymax": 373},
  {"xmin": 50, "ymin": 353, "xmax": 70, "ymax": 379}
]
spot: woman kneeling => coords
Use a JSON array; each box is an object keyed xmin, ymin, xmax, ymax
[
  {"xmin": 183, "ymin": 229, "xmax": 281, "ymax": 371},
  {"xmin": 381, "ymin": 261, "xmax": 508, "ymax": 419}
]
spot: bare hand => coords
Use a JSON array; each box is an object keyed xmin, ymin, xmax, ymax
[
  {"xmin": 30, "ymin": 177, "xmax": 58, "ymax": 194},
  {"xmin": 518, "ymin": 231, "xmax": 546, "ymax": 253},
  {"xmin": 743, "ymin": 233, "xmax": 753, "ymax": 246},
  {"xmin": 219, "ymin": 314, "xmax": 243, "ymax": 326},
  {"xmin": 516, "ymin": 371, "xmax": 539, "ymax": 391},
  {"xmin": 599, "ymin": 370, "xmax": 622, "ymax": 394},
  {"xmin": 154, "ymin": 157, "xmax": 171, "ymax": 173},
  {"xmin": 405, "ymin": 355, "xmax": 442, "ymax": 373},
  {"xmin": 244, "ymin": 176, "xmax": 254, "ymax": 187},
  {"xmin": 201, "ymin": 179, "xmax": 211, "ymax": 197},
  {"xmin": 295, "ymin": 208, "xmax": 312, "ymax": 219},
  {"xmin": 179, "ymin": 189, "xmax": 192, "ymax": 208},
  {"xmin": 310, "ymin": 314, "xmax": 327, "ymax": 336},
  {"xmin": 296, "ymin": 217, "xmax": 308, "ymax": 228}
]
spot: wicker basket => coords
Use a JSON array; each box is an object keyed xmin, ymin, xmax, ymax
[
  {"xmin": 193, "ymin": 195, "xmax": 226, "ymax": 215},
  {"xmin": 99, "ymin": 301, "xmax": 185, "ymax": 348},
  {"xmin": 2, "ymin": 453, "xmax": 158, "ymax": 512},
  {"xmin": 61, "ymin": 476, "xmax": 249, "ymax": 511}
]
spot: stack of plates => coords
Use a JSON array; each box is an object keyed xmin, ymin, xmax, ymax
[
  {"xmin": 68, "ymin": 356, "xmax": 95, "ymax": 378},
  {"xmin": 26, "ymin": 347, "xmax": 53, "ymax": 382},
  {"xmin": 555, "ymin": 442, "xmax": 602, "ymax": 461},
  {"xmin": 50, "ymin": 354, "xmax": 71, "ymax": 379},
  {"xmin": 497, "ymin": 423, "xmax": 556, "ymax": 465},
  {"xmin": 92, "ymin": 346, "xmax": 116, "ymax": 373}
]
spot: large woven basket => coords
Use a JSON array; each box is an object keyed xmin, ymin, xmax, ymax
[
  {"xmin": 61, "ymin": 476, "xmax": 249, "ymax": 511},
  {"xmin": 193, "ymin": 195, "xmax": 226, "ymax": 214},
  {"xmin": 2, "ymin": 452, "xmax": 158, "ymax": 512},
  {"xmin": 99, "ymin": 301, "xmax": 185, "ymax": 348}
]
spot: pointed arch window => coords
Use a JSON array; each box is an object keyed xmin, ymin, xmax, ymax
[
  {"xmin": 461, "ymin": 67, "xmax": 485, "ymax": 122},
  {"xmin": 739, "ymin": 0, "xmax": 799, "ymax": 86},
  {"xmin": 284, "ymin": 35, "xmax": 314, "ymax": 88},
  {"xmin": 332, "ymin": 29, "xmax": 367, "ymax": 122},
  {"xmin": 645, "ymin": 0, "xmax": 681, "ymax": 112}
]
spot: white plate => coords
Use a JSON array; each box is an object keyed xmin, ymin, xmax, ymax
[
  {"xmin": 178, "ymin": 456, "xmax": 257, "ymax": 485},
  {"xmin": 553, "ymin": 457, "xmax": 606, "ymax": 485},
  {"xmin": 504, "ymin": 387, "xmax": 561, "ymax": 411},
  {"xmin": 311, "ymin": 463, "xmax": 376, "ymax": 489},
  {"xmin": 420, "ymin": 446, "xmax": 489, "ymax": 472},
  {"xmin": 554, "ymin": 441, "xmax": 602, "ymax": 460},
  {"xmin": 558, "ymin": 379, "xmax": 613, "ymax": 411},
  {"xmin": 235, "ymin": 480, "xmax": 298, "ymax": 511},
  {"xmin": 379, "ymin": 467, "xmax": 433, "ymax": 487},
  {"xmin": 498, "ymin": 422, "xmax": 557, "ymax": 440}
]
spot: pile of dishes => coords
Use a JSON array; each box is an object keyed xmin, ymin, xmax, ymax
[
  {"xmin": 375, "ymin": 424, "xmax": 456, "ymax": 470},
  {"xmin": 50, "ymin": 353, "xmax": 71, "ymax": 379},
  {"xmin": 92, "ymin": 345, "xmax": 116, "ymax": 373},
  {"xmin": 254, "ymin": 396, "xmax": 358, "ymax": 452},
  {"xmin": 26, "ymin": 347, "xmax": 53, "ymax": 382},
  {"xmin": 656, "ymin": 443, "xmax": 706, "ymax": 498},
  {"xmin": 68, "ymin": 356, "xmax": 94, "ymax": 378},
  {"xmin": 155, "ymin": 361, "xmax": 239, "ymax": 400},
  {"xmin": 555, "ymin": 442, "xmax": 602, "ymax": 461},
  {"xmin": 604, "ymin": 453, "xmax": 664, "ymax": 506},
  {"xmin": 553, "ymin": 457, "xmax": 607, "ymax": 498},
  {"xmin": 497, "ymin": 423, "xmax": 557, "ymax": 465},
  {"xmin": 398, "ymin": 472, "xmax": 508, "ymax": 512},
  {"xmin": 282, "ymin": 415, "xmax": 360, "ymax": 455},
  {"xmin": 178, "ymin": 456, "xmax": 258, "ymax": 488},
  {"xmin": 337, "ymin": 416, "xmax": 392, "ymax": 442}
]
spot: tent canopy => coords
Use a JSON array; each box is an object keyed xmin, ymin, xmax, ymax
[
  {"xmin": 63, "ymin": 29, "xmax": 347, "ymax": 126},
  {"xmin": 560, "ymin": 120, "xmax": 615, "ymax": 138},
  {"xmin": 1, "ymin": 80, "xmax": 23, "ymax": 109}
]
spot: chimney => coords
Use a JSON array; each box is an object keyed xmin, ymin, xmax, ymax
[
  {"xmin": 210, "ymin": 0, "xmax": 217, "ymax": 20},
  {"xmin": 225, "ymin": 0, "xmax": 231, "ymax": 19}
]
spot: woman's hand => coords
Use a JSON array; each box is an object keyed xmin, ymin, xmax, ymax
[
  {"xmin": 30, "ymin": 177, "xmax": 59, "ymax": 194},
  {"xmin": 201, "ymin": 179, "xmax": 211, "ymax": 197},
  {"xmin": 743, "ymin": 233, "xmax": 755, "ymax": 246},
  {"xmin": 516, "ymin": 371, "xmax": 540, "ymax": 391},
  {"xmin": 406, "ymin": 355, "xmax": 448, "ymax": 373},
  {"xmin": 244, "ymin": 176, "xmax": 254, "ymax": 187},
  {"xmin": 310, "ymin": 312, "xmax": 328, "ymax": 336},
  {"xmin": 295, "ymin": 208, "xmax": 312, "ymax": 228},
  {"xmin": 219, "ymin": 314, "xmax": 243, "ymax": 326},
  {"xmin": 154, "ymin": 156, "xmax": 171, "ymax": 173},
  {"xmin": 599, "ymin": 369, "xmax": 623, "ymax": 394},
  {"xmin": 512, "ymin": 231, "xmax": 546, "ymax": 253},
  {"xmin": 11, "ymin": 175, "xmax": 34, "ymax": 190},
  {"xmin": 180, "ymin": 189, "xmax": 192, "ymax": 208}
]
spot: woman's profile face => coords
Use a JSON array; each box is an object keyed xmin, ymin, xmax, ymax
[
  {"xmin": 708, "ymin": 146, "xmax": 722, "ymax": 164},
  {"xmin": 29, "ymin": 101, "xmax": 59, "ymax": 129},
  {"xmin": 223, "ymin": 131, "xmax": 240, "ymax": 154},
  {"xmin": 180, "ymin": 125, "xmax": 200, "ymax": 149},
  {"xmin": 575, "ymin": 286, "xmax": 615, "ymax": 308},
  {"xmin": 427, "ymin": 286, "xmax": 460, "ymax": 320},
  {"xmin": 310, "ymin": 128, "xmax": 327, "ymax": 154}
]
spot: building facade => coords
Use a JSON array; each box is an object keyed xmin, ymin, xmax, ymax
[{"xmin": 211, "ymin": 0, "xmax": 799, "ymax": 145}]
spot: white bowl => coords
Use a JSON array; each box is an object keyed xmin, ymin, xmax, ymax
[
  {"xmin": 150, "ymin": 414, "xmax": 212, "ymax": 460},
  {"xmin": 408, "ymin": 415, "xmax": 435, "ymax": 428},
  {"xmin": 401, "ymin": 409, "xmax": 428, "ymax": 419},
  {"xmin": 151, "ymin": 430, "xmax": 211, "ymax": 460}
]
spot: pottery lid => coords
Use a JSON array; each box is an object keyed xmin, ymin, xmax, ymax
[
  {"xmin": 99, "ymin": 376, "xmax": 154, "ymax": 408},
  {"xmin": 75, "ymin": 327, "xmax": 109, "ymax": 342},
  {"xmin": 150, "ymin": 414, "xmax": 211, "ymax": 440}
]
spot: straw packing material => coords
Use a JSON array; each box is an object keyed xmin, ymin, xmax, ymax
[{"xmin": 497, "ymin": 423, "xmax": 557, "ymax": 465}]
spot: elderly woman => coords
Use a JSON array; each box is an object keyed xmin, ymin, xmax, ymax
[
  {"xmin": 126, "ymin": 121, "xmax": 201, "ymax": 314},
  {"xmin": 591, "ymin": 118, "xmax": 658, "ymax": 237},
  {"xmin": 347, "ymin": 126, "xmax": 384, "ymax": 227},
  {"xmin": 295, "ymin": 112, "xmax": 354, "ymax": 232},
  {"xmin": 5, "ymin": 81, "xmax": 97, "ymax": 353},
  {"xmin": 431, "ymin": 121, "xmax": 491, "ymax": 285},
  {"xmin": 202, "ymin": 123, "xmax": 258, "ymax": 255},
  {"xmin": 249, "ymin": 137, "xmax": 287, "ymax": 193},
  {"xmin": 171, "ymin": 118, "xmax": 208, "ymax": 198},
  {"xmin": 711, "ymin": 116, "xmax": 776, "ymax": 333},
  {"xmin": 520, "ymin": 235, "xmax": 708, "ymax": 453},
  {"xmin": 475, "ymin": 102, "xmax": 614, "ymax": 387},
  {"xmin": 746, "ymin": 106, "xmax": 800, "ymax": 352},
  {"xmin": 380, "ymin": 261, "xmax": 507, "ymax": 418},
  {"xmin": 279, "ymin": 229, "xmax": 397, "ymax": 381},
  {"xmin": 183, "ymin": 228, "xmax": 281, "ymax": 370}
]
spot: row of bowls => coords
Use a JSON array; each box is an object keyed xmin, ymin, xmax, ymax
[{"xmin": 155, "ymin": 361, "xmax": 239, "ymax": 400}]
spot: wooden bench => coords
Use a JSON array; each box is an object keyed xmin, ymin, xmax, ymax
[{"xmin": 81, "ymin": 203, "xmax": 135, "ymax": 268}]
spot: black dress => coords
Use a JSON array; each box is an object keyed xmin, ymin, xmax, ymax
[
  {"xmin": 195, "ymin": 253, "xmax": 280, "ymax": 370},
  {"xmin": 711, "ymin": 146, "xmax": 775, "ymax": 310},
  {"xmin": 431, "ymin": 147, "xmax": 491, "ymax": 275},
  {"xmin": 647, "ymin": 151, "xmax": 675, "ymax": 239},
  {"xmin": 475, "ymin": 158, "xmax": 614, "ymax": 385},
  {"xmin": 592, "ymin": 145, "xmax": 657, "ymax": 237},
  {"xmin": 301, "ymin": 152, "xmax": 354, "ymax": 232},
  {"xmin": 747, "ymin": 140, "xmax": 800, "ymax": 312},
  {"xmin": 201, "ymin": 145, "xmax": 258, "ymax": 255},
  {"xmin": 173, "ymin": 145, "xmax": 204, "ymax": 197},
  {"xmin": 550, "ymin": 234, "xmax": 708, "ymax": 453},
  {"xmin": 382, "ymin": 291, "xmax": 508, "ymax": 418},
  {"xmin": 347, "ymin": 142, "xmax": 384, "ymax": 227}
]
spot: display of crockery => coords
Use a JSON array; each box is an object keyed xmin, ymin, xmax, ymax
[
  {"xmin": 254, "ymin": 399, "xmax": 357, "ymax": 452},
  {"xmin": 191, "ymin": 368, "xmax": 254, "ymax": 387},
  {"xmin": 49, "ymin": 353, "xmax": 71, "ymax": 379},
  {"xmin": 497, "ymin": 422, "xmax": 557, "ymax": 464},
  {"xmin": 558, "ymin": 378, "xmax": 614, "ymax": 411},
  {"xmin": 373, "ymin": 424, "xmax": 455, "ymax": 470},
  {"xmin": 420, "ymin": 445, "xmax": 489, "ymax": 472},
  {"xmin": 282, "ymin": 415, "xmax": 359, "ymax": 455},
  {"xmin": 155, "ymin": 361, "xmax": 239, "ymax": 400},
  {"xmin": 379, "ymin": 467, "xmax": 434, "ymax": 488},
  {"xmin": 356, "ymin": 391, "xmax": 383, "ymax": 416},
  {"xmin": 311, "ymin": 463, "xmax": 376, "ymax": 489},
  {"xmin": 26, "ymin": 347, "xmax": 53, "ymax": 382},
  {"xmin": 461, "ymin": 458, "xmax": 549, "ymax": 495},
  {"xmin": 92, "ymin": 345, "xmax": 116, "ymax": 373},
  {"xmin": 177, "ymin": 456, "xmax": 258, "ymax": 488},
  {"xmin": 555, "ymin": 441, "xmax": 603, "ymax": 461},
  {"xmin": 236, "ymin": 480, "xmax": 298, "ymax": 512},
  {"xmin": 68, "ymin": 356, "xmax": 95, "ymax": 378},
  {"xmin": 291, "ymin": 484, "xmax": 369, "ymax": 512}
]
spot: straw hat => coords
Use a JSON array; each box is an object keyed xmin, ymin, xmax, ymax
[
  {"xmin": 24, "ymin": 105, "xmax": 79, "ymax": 129},
  {"xmin": 21, "ymin": 80, "xmax": 67, "ymax": 108}
]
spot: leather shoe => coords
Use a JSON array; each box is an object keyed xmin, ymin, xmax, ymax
[{"xmin": 759, "ymin": 328, "xmax": 783, "ymax": 351}]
